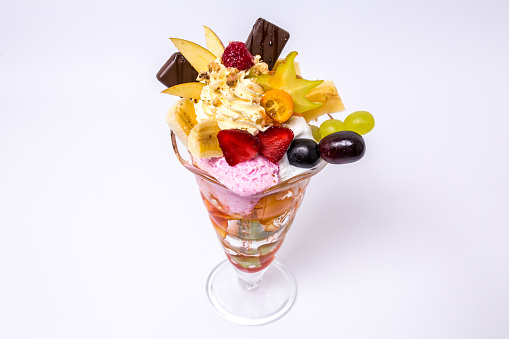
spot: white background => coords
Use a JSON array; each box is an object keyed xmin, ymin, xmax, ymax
[{"xmin": 1, "ymin": 0, "xmax": 508, "ymax": 338}]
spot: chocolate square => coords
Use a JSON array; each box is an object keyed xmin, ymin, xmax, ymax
[
  {"xmin": 156, "ymin": 52, "xmax": 199, "ymax": 88},
  {"xmin": 245, "ymin": 18, "xmax": 290, "ymax": 71}
]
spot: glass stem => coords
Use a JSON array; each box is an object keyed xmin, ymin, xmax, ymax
[{"xmin": 234, "ymin": 267, "xmax": 268, "ymax": 291}]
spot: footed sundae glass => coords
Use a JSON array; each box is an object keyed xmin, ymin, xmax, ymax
[{"xmin": 172, "ymin": 132, "xmax": 326, "ymax": 325}]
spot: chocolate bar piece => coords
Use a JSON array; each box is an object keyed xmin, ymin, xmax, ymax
[
  {"xmin": 156, "ymin": 52, "xmax": 199, "ymax": 88},
  {"xmin": 245, "ymin": 18, "xmax": 290, "ymax": 71}
]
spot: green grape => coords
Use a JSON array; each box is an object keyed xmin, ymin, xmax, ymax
[
  {"xmin": 310, "ymin": 125, "xmax": 321, "ymax": 141},
  {"xmin": 343, "ymin": 111, "xmax": 375, "ymax": 135},
  {"xmin": 319, "ymin": 119, "xmax": 345, "ymax": 138}
]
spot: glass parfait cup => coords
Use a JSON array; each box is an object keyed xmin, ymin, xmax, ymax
[{"xmin": 171, "ymin": 132, "xmax": 326, "ymax": 325}]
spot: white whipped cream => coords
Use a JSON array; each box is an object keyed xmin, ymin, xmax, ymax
[
  {"xmin": 283, "ymin": 115, "xmax": 314, "ymax": 139},
  {"xmin": 278, "ymin": 116, "xmax": 316, "ymax": 181},
  {"xmin": 194, "ymin": 58, "xmax": 270, "ymax": 134}
]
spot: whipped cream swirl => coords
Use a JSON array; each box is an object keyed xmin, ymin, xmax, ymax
[{"xmin": 194, "ymin": 57, "xmax": 270, "ymax": 134}]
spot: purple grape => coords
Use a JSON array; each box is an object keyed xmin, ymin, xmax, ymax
[
  {"xmin": 287, "ymin": 139, "xmax": 321, "ymax": 168},
  {"xmin": 318, "ymin": 131, "xmax": 365, "ymax": 164}
]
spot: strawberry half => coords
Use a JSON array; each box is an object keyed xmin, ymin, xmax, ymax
[
  {"xmin": 257, "ymin": 126, "xmax": 294, "ymax": 163},
  {"xmin": 217, "ymin": 129, "xmax": 260, "ymax": 166}
]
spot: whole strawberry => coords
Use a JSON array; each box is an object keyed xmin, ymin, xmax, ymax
[{"xmin": 222, "ymin": 41, "xmax": 255, "ymax": 71}]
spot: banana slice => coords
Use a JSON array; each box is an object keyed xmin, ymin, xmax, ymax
[
  {"xmin": 301, "ymin": 80, "xmax": 345, "ymax": 122},
  {"xmin": 166, "ymin": 98, "xmax": 198, "ymax": 147},
  {"xmin": 187, "ymin": 120, "xmax": 223, "ymax": 159}
]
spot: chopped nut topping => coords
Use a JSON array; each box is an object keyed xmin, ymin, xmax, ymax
[
  {"xmin": 226, "ymin": 73, "xmax": 238, "ymax": 87},
  {"xmin": 197, "ymin": 72, "xmax": 210, "ymax": 81},
  {"xmin": 249, "ymin": 59, "xmax": 269, "ymax": 76},
  {"xmin": 209, "ymin": 61, "xmax": 221, "ymax": 73}
]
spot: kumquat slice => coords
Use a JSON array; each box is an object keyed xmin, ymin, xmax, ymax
[{"xmin": 260, "ymin": 89, "xmax": 294, "ymax": 123}]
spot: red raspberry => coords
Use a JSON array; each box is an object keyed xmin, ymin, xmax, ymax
[{"xmin": 221, "ymin": 41, "xmax": 255, "ymax": 71}]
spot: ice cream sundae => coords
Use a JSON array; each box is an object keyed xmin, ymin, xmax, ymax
[{"xmin": 158, "ymin": 18, "xmax": 375, "ymax": 325}]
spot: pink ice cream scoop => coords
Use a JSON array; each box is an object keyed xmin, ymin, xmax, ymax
[{"xmin": 194, "ymin": 155, "xmax": 279, "ymax": 197}]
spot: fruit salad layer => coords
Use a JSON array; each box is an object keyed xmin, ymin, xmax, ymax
[{"xmin": 159, "ymin": 18, "xmax": 374, "ymax": 198}]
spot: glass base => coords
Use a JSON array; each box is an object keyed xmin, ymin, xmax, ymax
[{"xmin": 206, "ymin": 259, "xmax": 297, "ymax": 325}]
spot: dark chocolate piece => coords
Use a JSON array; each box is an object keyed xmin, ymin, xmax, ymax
[
  {"xmin": 245, "ymin": 18, "xmax": 290, "ymax": 71},
  {"xmin": 156, "ymin": 52, "xmax": 199, "ymax": 88}
]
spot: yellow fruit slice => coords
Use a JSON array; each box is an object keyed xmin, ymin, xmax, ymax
[
  {"xmin": 301, "ymin": 80, "xmax": 345, "ymax": 122},
  {"xmin": 162, "ymin": 82, "xmax": 205, "ymax": 100},
  {"xmin": 170, "ymin": 38, "xmax": 216, "ymax": 73},
  {"xmin": 203, "ymin": 26, "xmax": 224, "ymax": 57}
]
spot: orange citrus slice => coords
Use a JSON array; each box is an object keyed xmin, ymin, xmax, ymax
[{"xmin": 260, "ymin": 89, "xmax": 294, "ymax": 123}]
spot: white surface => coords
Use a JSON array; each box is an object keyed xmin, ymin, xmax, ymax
[{"xmin": 1, "ymin": 0, "xmax": 508, "ymax": 338}]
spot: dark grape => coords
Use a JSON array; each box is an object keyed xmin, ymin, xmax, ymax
[
  {"xmin": 287, "ymin": 139, "xmax": 321, "ymax": 168},
  {"xmin": 318, "ymin": 131, "xmax": 365, "ymax": 164}
]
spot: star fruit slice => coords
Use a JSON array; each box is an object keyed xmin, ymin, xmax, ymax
[{"xmin": 254, "ymin": 51, "xmax": 323, "ymax": 113}]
